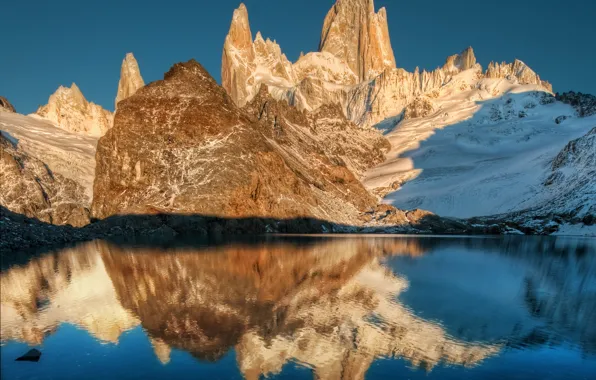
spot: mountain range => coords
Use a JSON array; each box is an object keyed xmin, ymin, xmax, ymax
[{"xmin": 1, "ymin": 0, "xmax": 595, "ymax": 245}]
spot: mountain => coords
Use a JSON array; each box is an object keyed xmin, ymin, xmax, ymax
[
  {"xmin": 92, "ymin": 60, "xmax": 387, "ymax": 224},
  {"xmin": 221, "ymin": 3, "xmax": 555, "ymax": 130},
  {"xmin": 34, "ymin": 83, "xmax": 113, "ymax": 137},
  {"xmin": 115, "ymin": 53, "xmax": 145, "ymax": 109}
]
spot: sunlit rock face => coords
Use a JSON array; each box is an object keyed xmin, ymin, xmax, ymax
[
  {"xmin": 0, "ymin": 134, "xmax": 90, "ymax": 226},
  {"xmin": 35, "ymin": 83, "xmax": 113, "ymax": 137},
  {"xmin": 319, "ymin": 0, "xmax": 396, "ymax": 81},
  {"xmin": 115, "ymin": 53, "xmax": 145, "ymax": 110},
  {"xmin": 539, "ymin": 127, "xmax": 596, "ymax": 219}
]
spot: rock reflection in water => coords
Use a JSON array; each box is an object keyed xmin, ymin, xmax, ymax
[{"xmin": 1, "ymin": 236, "xmax": 594, "ymax": 379}]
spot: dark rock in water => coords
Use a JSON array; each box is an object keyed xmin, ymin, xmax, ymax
[{"xmin": 16, "ymin": 348, "xmax": 42, "ymax": 362}]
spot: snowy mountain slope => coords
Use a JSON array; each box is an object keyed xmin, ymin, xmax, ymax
[
  {"xmin": 364, "ymin": 68, "xmax": 595, "ymax": 219},
  {"xmin": 0, "ymin": 112, "xmax": 97, "ymax": 201}
]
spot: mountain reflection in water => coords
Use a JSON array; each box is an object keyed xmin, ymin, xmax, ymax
[{"xmin": 1, "ymin": 236, "xmax": 595, "ymax": 379}]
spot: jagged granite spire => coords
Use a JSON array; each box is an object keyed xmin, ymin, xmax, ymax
[
  {"xmin": 221, "ymin": 3, "xmax": 255, "ymax": 106},
  {"xmin": 319, "ymin": 0, "xmax": 396, "ymax": 81},
  {"xmin": 115, "ymin": 53, "xmax": 145, "ymax": 109}
]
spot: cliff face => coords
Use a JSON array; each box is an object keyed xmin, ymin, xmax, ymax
[
  {"xmin": 92, "ymin": 60, "xmax": 385, "ymax": 224},
  {"xmin": 319, "ymin": 0, "xmax": 396, "ymax": 81}
]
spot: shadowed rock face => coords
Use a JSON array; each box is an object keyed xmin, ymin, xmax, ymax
[
  {"xmin": 0, "ymin": 135, "xmax": 90, "ymax": 227},
  {"xmin": 92, "ymin": 60, "xmax": 382, "ymax": 224},
  {"xmin": 556, "ymin": 91, "xmax": 596, "ymax": 117},
  {"xmin": 0, "ymin": 96, "xmax": 16, "ymax": 113}
]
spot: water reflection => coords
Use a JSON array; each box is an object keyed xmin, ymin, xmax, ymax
[{"xmin": 1, "ymin": 236, "xmax": 595, "ymax": 379}]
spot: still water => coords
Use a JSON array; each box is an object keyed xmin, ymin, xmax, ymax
[{"xmin": 1, "ymin": 235, "xmax": 595, "ymax": 379}]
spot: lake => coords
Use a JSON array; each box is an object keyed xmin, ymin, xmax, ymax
[{"xmin": 1, "ymin": 235, "xmax": 595, "ymax": 379}]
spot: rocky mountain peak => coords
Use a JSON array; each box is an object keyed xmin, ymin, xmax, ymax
[
  {"xmin": 228, "ymin": 3, "xmax": 253, "ymax": 52},
  {"xmin": 35, "ymin": 83, "xmax": 113, "ymax": 137},
  {"xmin": 115, "ymin": 52, "xmax": 145, "ymax": 109},
  {"xmin": 486, "ymin": 59, "xmax": 552, "ymax": 92},
  {"xmin": 319, "ymin": 0, "xmax": 396, "ymax": 81},
  {"xmin": 443, "ymin": 46, "xmax": 477, "ymax": 74}
]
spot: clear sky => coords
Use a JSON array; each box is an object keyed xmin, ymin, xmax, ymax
[{"xmin": 2, "ymin": 0, "xmax": 595, "ymax": 114}]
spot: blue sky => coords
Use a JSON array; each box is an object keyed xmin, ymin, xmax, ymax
[{"xmin": 2, "ymin": 0, "xmax": 595, "ymax": 114}]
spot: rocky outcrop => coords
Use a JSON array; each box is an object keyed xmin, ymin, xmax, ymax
[
  {"xmin": 0, "ymin": 96, "xmax": 16, "ymax": 113},
  {"xmin": 92, "ymin": 60, "xmax": 381, "ymax": 224},
  {"xmin": 35, "ymin": 83, "xmax": 113, "ymax": 137},
  {"xmin": 319, "ymin": 0, "xmax": 396, "ymax": 81},
  {"xmin": 556, "ymin": 91, "xmax": 596, "ymax": 117},
  {"xmin": 402, "ymin": 96, "xmax": 436, "ymax": 120},
  {"xmin": 0, "ymin": 134, "xmax": 90, "ymax": 226},
  {"xmin": 115, "ymin": 53, "xmax": 145, "ymax": 109},
  {"xmin": 540, "ymin": 127, "xmax": 596, "ymax": 219},
  {"xmin": 442, "ymin": 46, "xmax": 477, "ymax": 74},
  {"xmin": 485, "ymin": 59, "xmax": 552, "ymax": 92}
]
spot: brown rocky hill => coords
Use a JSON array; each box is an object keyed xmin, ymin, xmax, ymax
[{"xmin": 91, "ymin": 60, "xmax": 389, "ymax": 224}]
